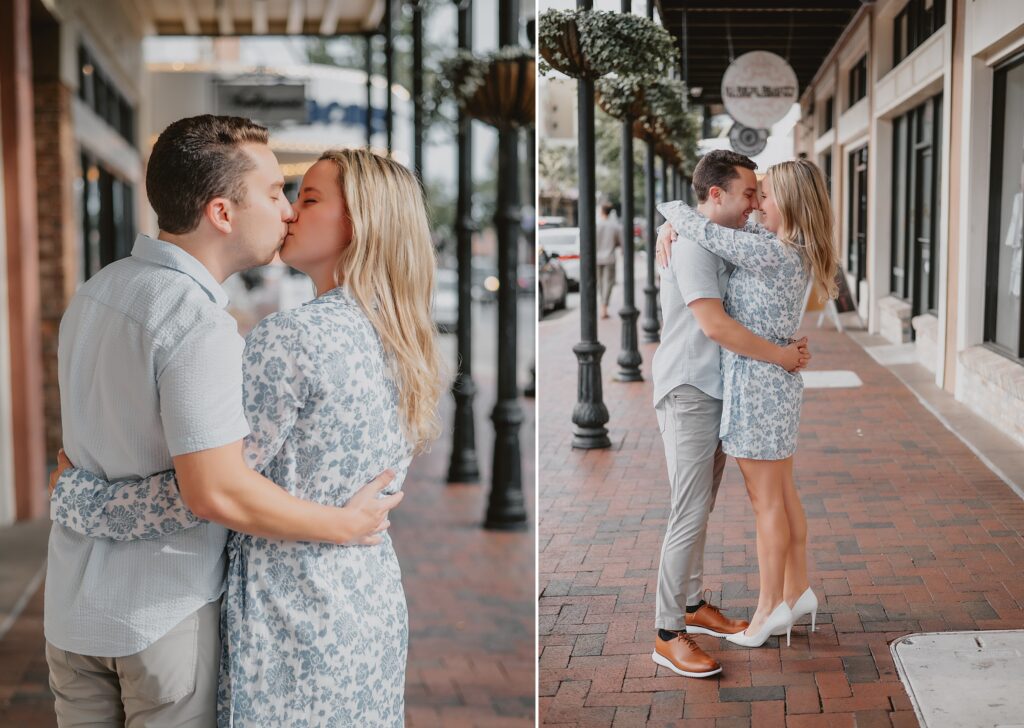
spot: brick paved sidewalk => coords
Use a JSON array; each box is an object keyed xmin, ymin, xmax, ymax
[
  {"xmin": 0, "ymin": 379, "xmax": 535, "ymax": 728},
  {"xmin": 538, "ymin": 281, "xmax": 1024, "ymax": 727}
]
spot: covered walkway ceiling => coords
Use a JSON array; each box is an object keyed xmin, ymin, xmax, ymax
[
  {"xmin": 133, "ymin": 0, "xmax": 386, "ymax": 36},
  {"xmin": 656, "ymin": 1, "xmax": 866, "ymax": 106}
]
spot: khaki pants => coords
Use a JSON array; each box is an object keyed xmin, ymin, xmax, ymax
[
  {"xmin": 654, "ymin": 385, "xmax": 726, "ymax": 630},
  {"xmin": 597, "ymin": 262, "xmax": 616, "ymax": 308},
  {"xmin": 46, "ymin": 600, "xmax": 220, "ymax": 728}
]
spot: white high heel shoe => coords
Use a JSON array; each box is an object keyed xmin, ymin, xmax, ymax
[
  {"xmin": 772, "ymin": 587, "xmax": 819, "ymax": 637},
  {"xmin": 726, "ymin": 601, "xmax": 793, "ymax": 648}
]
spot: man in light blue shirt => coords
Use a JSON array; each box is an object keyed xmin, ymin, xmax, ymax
[
  {"xmin": 649, "ymin": 150, "xmax": 810, "ymax": 679},
  {"xmin": 45, "ymin": 116, "xmax": 400, "ymax": 726}
]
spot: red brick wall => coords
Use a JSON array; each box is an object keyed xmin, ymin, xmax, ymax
[{"xmin": 33, "ymin": 79, "xmax": 77, "ymax": 459}]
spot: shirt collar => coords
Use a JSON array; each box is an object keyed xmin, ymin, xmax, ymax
[{"xmin": 130, "ymin": 234, "xmax": 230, "ymax": 309}]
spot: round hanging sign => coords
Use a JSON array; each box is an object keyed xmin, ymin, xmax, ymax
[
  {"xmin": 721, "ymin": 51, "xmax": 798, "ymax": 129},
  {"xmin": 728, "ymin": 124, "xmax": 768, "ymax": 156}
]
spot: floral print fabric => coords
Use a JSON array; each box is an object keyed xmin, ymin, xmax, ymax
[
  {"xmin": 53, "ymin": 286, "xmax": 414, "ymax": 726},
  {"xmin": 658, "ymin": 202, "xmax": 810, "ymax": 460}
]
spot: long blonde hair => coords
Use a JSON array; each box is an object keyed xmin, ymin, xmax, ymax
[
  {"xmin": 766, "ymin": 159, "xmax": 839, "ymax": 300},
  {"xmin": 319, "ymin": 148, "xmax": 445, "ymax": 451}
]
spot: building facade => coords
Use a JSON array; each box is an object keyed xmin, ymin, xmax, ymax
[{"xmin": 795, "ymin": 0, "xmax": 1024, "ymax": 448}]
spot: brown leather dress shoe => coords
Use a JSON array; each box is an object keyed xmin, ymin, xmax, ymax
[
  {"xmin": 685, "ymin": 600, "xmax": 750, "ymax": 638},
  {"xmin": 652, "ymin": 632, "xmax": 722, "ymax": 678}
]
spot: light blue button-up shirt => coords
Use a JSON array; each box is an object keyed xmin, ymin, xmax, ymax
[
  {"xmin": 45, "ymin": 234, "xmax": 250, "ymax": 657},
  {"xmin": 651, "ymin": 206, "xmax": 732, "ymax": 406}
]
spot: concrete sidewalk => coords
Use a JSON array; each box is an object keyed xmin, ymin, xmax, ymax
[
  {"xmin": 538, "ymin": 281, "xmax": 1024, "ymax": 727},
  {"xmin": 0, "ymin": 376, "xmax": 535, "ymax": 727}
]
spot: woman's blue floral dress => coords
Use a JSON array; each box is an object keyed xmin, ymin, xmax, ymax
[
  {"xmin": 658, "ymin": 201, "xmax": 810, "ymax": 461},
  {"xmin": 51, "ymin": 286, "xmax": 414, "ymax": 727}
]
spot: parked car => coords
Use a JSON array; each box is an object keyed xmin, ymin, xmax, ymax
[
  {"xmin": 537, "ymin": 227, "xmax": 580, "ymax": 291},
  {"xmin": 538, "ymin": 216, "xmax": 566, "ymax": 229},
  {"xmin": 518, "ymin": 262, "xmax": 536, "ymax": 294},
  {"xmin": 432, "ymin": 267, "xmax": 459, "ymax": 333},
  {"xmin": 538, "ymin": 249, "xmax": 569, "ymax": 316}
]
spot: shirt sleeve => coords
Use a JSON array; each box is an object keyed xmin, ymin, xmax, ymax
[
  {"xmin": 658, "ymin": 200, "xmax": 788, "ymax": 277},
  {"xmin": 239, "ymin": 313, "xmax": 317, "ymax": 475},
  {"xmin": 157, "ymin": 317, "xmax": 250, "ymax": 457},
  {"xmin": 675, "ymin": 237, "xmax": 725, "ymax": 304}
]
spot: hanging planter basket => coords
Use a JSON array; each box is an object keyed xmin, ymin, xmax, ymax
[
  {"xmin": 538, "ymin": 11, "xmax": 594, "ymax": 79},
  {"xmin": 538, "ymin": 9, "xmax": 678, "ymax": 81},
  {"xmin": 596, "ymin": 75, "xmax": 647, "ymax": 120},
  {"xmin": 439, "ymin": 48, "xmax": 535, "ymax": 130},
  {"xmin": 465, "ymin": 55, "xmax": 535, "ymax": 129}
]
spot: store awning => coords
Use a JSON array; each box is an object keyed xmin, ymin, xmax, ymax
[
  {"xmin": 656, "ymin": 1, "xmax": 865, "ymax": 106},
  {"xmin": 137, "ymin": 0, "xmax": 386, "ymax": 36}
]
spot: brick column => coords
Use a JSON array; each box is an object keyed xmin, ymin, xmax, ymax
[
  {"xmin": 34, "ymin": 78, "xmax": 77, "ymax": 460},
  {"xmin": 0, "ymin": 0, "xmax": 46, "ymax": 519}
]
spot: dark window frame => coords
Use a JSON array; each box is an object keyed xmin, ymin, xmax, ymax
[
  {"xmin": 847, "ymin": 145, "xmax": 868, "ymax": 285},
  {"xmin": 893, "ymin": 0, "xmax": 947, "ymax": 67},
  {"xmin": 984, "ymin": 52, "xmax": 1024, "ymax": 362},
  {"xmin": 823, "ymin": 96, "xmax": 834, "ymax": 133},
  {"xmin": 78, "ymin": 44, "xmax": 137, "ymax": 147},
  {"xmin": 848, "ymin": 56, "xmax": 868, "ymax": 108},
  {"xmin": 891, "ymin": 94, "xmax": 942, "ymax": 319},
  {"xmin": 79, "ymin": 152, "xmax": 136, "ymax": 282}
]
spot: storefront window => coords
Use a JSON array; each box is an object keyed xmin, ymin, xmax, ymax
[
  {"xmin": 847, "ymin": 146, "xmax": 868, "ymax": 285},
  {"xmin": 985, "ymin": 54, "xmax": 1024, "ymax": 360},
  {"xmin": 78, "ymin": 45, "xmax": 136, "ymax": 147},
  {"xmin": 893, "ymin": 0, "xmax": 946, "ymax": 67},
  {"xmin": 891, "ymin": 94, "xmax": 941, "ymax": 317},
  {"xmin": 79, "ymin": 153, "xmax": 135, "ymax": 282},
  {"xmin": 848, "ymin": 56, "xmax": 867, "ymax": 108}
]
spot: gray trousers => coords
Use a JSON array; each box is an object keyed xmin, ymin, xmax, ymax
[
  {"xmin": 597, "ymin": 262, "xmax": 616, "ymax": 308},
  {"xmin": 654, "ymin": 385, "xmax": 726, "ymax": 630},
  {"xmin": 46, "ymin": 599, "xmax": 220, "ymax": 727}
]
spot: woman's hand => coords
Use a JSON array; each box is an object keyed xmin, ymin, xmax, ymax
[
  {"xmin": 778, "ymin": 337, "xmax": 811, "ymax": 373},
  {"xmin": 48, "ymin": 449, "xmax": 73, "ymax": 496},
  {"xmin": 656, "ymin": 223, "xmax": 678, "ymax": 268},
  {"xmin": 341, "ymin": 469, "xmax": 404, "ymax": 545}
]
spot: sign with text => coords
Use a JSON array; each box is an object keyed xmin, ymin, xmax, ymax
[
  {"xmin": 721, "ymin": 51, "xmax": 798, "ymax": 129},
  {"xmin": 216, "ymin": 82, "xmax": 307, "ymax": 127}
]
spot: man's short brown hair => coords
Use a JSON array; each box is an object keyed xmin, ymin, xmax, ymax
[
  {"xmin": 146, "ymin": 115, "xmax": 269, "ymax": 234},
  {"xmin": 691, "ymin": 150, "xmax": 757, "ymax": 203}
]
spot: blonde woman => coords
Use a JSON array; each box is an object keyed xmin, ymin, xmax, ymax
[
  {"xmin": 657, "ymin": 159, "xmax": 839, "ymax": 648},
  {"xmin": 51, "ymin": 149, "xmax": 445, "ymax": 725}
]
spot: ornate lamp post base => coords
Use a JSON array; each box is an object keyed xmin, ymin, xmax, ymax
[
  {"xmin": 485, "ymin": 400, "xmax": 528, "ymax": 531},
  {"xmin": 571, "ymin": 341, "xmax": 611, "ymax": 449},
  {"xmin": 615, "ymin": 305, "xmax": 643, "ymax": 381}
]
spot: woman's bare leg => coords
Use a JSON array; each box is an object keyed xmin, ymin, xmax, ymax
[
  {"xmin": 780, "ymin": 457, "xmax": 810, "ymax": 605},
  {"xmin": 735, "ymin": 457, "xmax": 790, "ymax": 634}
]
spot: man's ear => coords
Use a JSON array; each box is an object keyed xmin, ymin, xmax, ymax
[
  {"xmin": 707, "ymin": 185, "xmax": 722, "ymax": 205},
  {"xmin": 205, "ymin": 197, "xmax": 233, "ymax": 234}
]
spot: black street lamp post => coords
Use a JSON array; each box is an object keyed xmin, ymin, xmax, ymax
[
  {"xmin": 385, "ymin": 0, "xmax": 394, "ymax": 154},
  {"xmin": 365, "ymin": 34, "xmax": 373, "ymax": 147},
  {"xmin": 641, "ymin": 0, "xmax": 661, "ymax": 345},
  {"xmin": 571, "ymin": 0, "xmax": 611, "ymax": 449},
  {"xmin": 447, "ymin": 0, "xmax": 480, "ymax": 485},
  {"xmin": 614, "ymin": 0, "xmax": 642, "ymax": 382},
  {"xmin": 412, "ymin": 0, "xmax": 424, "ymax": 178},
  {"xmin": 485, "ymin": 0, "xmax": 528, "ymax": 529}
]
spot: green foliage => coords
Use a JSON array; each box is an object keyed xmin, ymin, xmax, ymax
[
  {"xmin": 538, "ymin": 9, "xmax": 677, "ymax": 81},
  {"xmin": 595, "ymin": 106, "xmax": 646, "ymax": 213},
  {"xmin": 435, "ymin": 46, "xmax": 534, "ymax": 127}
]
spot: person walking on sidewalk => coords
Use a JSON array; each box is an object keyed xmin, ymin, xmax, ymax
[
  {"xmin": 658, "ymin": 158, "xmax": 839, "ymax": 649},
  {"xmin": 649, "ymin": 150, "xmax": 812, "ymax": 678},
  {"xmin": 596, "ymin": 200, "xmax": 622, "ymax": 319},
  {"xmin": 43, "ymin": 118, "xmax": 405, "ymax": 727}
]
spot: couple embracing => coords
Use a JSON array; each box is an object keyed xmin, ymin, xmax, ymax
[
  {"xmin": 650, "ymin": 150, "xmax": 839, "ymax": 677},
  {"xmin": 44, "ymin": 115, "xmax": 444, "ymax": 726}
]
